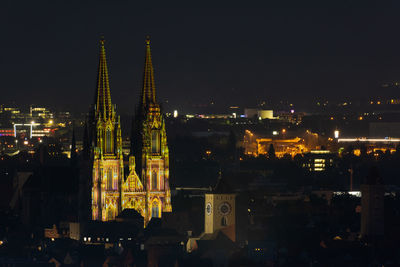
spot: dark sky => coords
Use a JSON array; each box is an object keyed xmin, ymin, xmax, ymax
[{"xmin": 2, "ymin": 1, "xmax": 400, "ymax": 114}]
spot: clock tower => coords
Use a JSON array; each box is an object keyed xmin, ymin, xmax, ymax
[{"xmin": 204, "ymin": 177, "xmax": 236, "ymax": 242}]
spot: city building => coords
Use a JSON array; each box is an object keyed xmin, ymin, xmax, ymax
[
  {"xmin": 90, "ymin": 37, "xmax": 172, "ymax": 226},
  {"xmin": 361, "ymin": 167, "xmax": 384, "ymax": 239},
  {"xmin": 0, "ymin": 128, "xmax": 14, "ymax": 137},
  {"xmin": 204, "ymin": 179, "xmax": 236, "ymax": 242},
  {"xmin": 187, "ymin": 177, "xmax": 237, "ymax": 261},
  {"xmin": 244, "ymin": 108, "xmax": 276, "ymax": 120},
  {"xmin": 129, "ymin": 37, "xmax": 172, "ymax": 225},
  {"xmin": 243, "ymin": 129, "xmax": 308, "ymax": 158},
  {"xmin": 302, "ymin": 150, "xmax": 336, "ymax": 172},
  {"xmin": 0, "ymin": 105, "xmax": 23, "ymax": 119},
  {"xmin": 90, "ymin": 39, "xmax": 125, "ymax": 221},
  {"xmin": 30, "ymin": 105, "xmax": 53, "ymax": 119}
]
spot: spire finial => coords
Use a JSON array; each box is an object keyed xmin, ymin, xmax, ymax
[{"xmin": 145, "ymin": 35, "xmax": 151, "ymax": 45}]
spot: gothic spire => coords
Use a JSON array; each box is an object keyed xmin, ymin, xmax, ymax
[
  {"xmin": 141, "ymin": 36, "xmax": 157, "ymax": 107},
  {"xmin": 95, "ymin": 37, "xmax": 113, "ymax": 120}
]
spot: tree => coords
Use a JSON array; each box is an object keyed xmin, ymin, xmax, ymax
[{"xmin": 268, "ymin": 144, "xmax": 276, "ymax": 159}]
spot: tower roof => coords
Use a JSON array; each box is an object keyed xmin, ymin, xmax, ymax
[
  {"xmin": 213, "ymin": 175, "xmax": 233, "ymax": 194},
  {"xmin": 141, "ymin": 36, "xmax": 157, "ymax": 107},
  {"xmin": 94, "ymin": 38, "xmax": 113, "ymax": 120}
]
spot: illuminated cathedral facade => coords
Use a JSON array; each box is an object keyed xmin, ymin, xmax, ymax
[{"xmin": 90, "ymin": 37, "xmax": 171, "ymax": 226}]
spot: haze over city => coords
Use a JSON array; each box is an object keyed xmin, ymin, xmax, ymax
[{"xmin": 3, "ymin": 1, "xmax": 400, "ymax": 113}]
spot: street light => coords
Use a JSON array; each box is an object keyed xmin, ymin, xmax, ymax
[{"xmin": 334, "ymin": 130, "xmax": 340, "ymax": 139}]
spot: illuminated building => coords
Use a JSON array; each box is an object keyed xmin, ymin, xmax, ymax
[
  {"xmin": 256, "ymin": 137, "xmax": 305, "ymax": 157},
  {"xmin": 13, "ymin": 123, "xmax": 38, "ymax": 138},
  {"xmin": 338, "ymin": 137, "xmax": 399, "ymax": 156},
  {"xmin": 90, "ymin": 37, "xmax": 172, "ymax": 225},
  {"xmin": 0, "ymin": 105, "xmax": 24, "ymax": 119},
  {"xmin": 276, "ymin": 111, "xmax": 304, "ymax": 125},
  {"xmin": 31, "ymin": 128, "xmax": 52, "ymax": 137},
  {"xmin": 0, "ymin": 129, "xmax": 14, "ymax": 137},
  {"xmin": 244, "ymin": 108, "xmax": 276, "ymax": 120},
  {"xmin": 243, "ymin": 130, "xmax": 308, "ymax": 158},
  {"xmin": 30, "ymin": 105, "xmax": 53, "ymax": 119},
  {"xmin": 303, "ymin": 150, "xmax": 335, "ymax": 172},
  {"xmin": 130, "ymin": 37, "xmax": 172, "ymax": 225},
  {"xmin": 257, "ymin": 110, "xmax": 275, "ymax": 120},
  {"xmin": 90, "ymin": 39, "xmax": 125, "ymax": 221}
]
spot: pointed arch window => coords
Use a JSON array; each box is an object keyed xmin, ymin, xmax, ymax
[
  {"xmin": 106, "ymin": 128, "xmax": 112, "ymax": 153},
  {"xmin": 113, "ymin": 170, "xmax": 118, "ymax": 190},
  {"xmin": 151, "ymin": 130, "xmax": 160, "ymax": 154},
  {"xmin": 152, "ymin": 170, "xmax": 158, "ymax": 190},
  {"xmin": 107, "ymin": 168, "xmax": 113, "ymax": 190},
  {"xmin": 108, "ymin": 208, "xmax": 113, "ymax": 220},
  {"xmin": 151, "ymin": 201, "xmax": 160, "ymax": 218},
  {"xmin": 221, "ymin": 216, "xmax": 227, "ymax": 226}
]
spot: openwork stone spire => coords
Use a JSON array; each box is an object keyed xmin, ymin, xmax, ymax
[
  {"xmin": 141, "ymin": 36, "xmax": 157, "ymax": 107},
  {"xmin": 95, "ymin": 38, "xmax": 113, "ymax": 120}
]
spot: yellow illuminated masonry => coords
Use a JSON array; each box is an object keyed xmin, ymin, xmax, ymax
[{"xmin": 91, "ymin": 37, "xmax": 172, "ymax": 226}]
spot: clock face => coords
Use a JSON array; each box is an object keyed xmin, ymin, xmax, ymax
[
  {"xmin": 206, "ymin": 202, "xmax": 212, "ymax": 215},
  {"xmin": 218, "ymin": 202, "xmax": 232, "ymax": 216}
]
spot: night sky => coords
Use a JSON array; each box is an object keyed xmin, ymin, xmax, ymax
[{"xmin": 2, "ymin": 1, "xmax": 400, "ymax": 114}]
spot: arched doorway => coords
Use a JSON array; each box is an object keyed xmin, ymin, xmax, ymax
[{"xmin": 151, "ymin": 200, "xmax": 160, "ymax": 218}]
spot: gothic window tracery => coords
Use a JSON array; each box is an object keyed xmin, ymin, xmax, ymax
[
  {"xmin": 106, "ymin": 128, "xmax": 112, "ymax": 153},
  {"xmin": 108, "ymin": 208, "xmax": 113, "ymax": 220},
  {"xmin": 151, "ymin": 130, "xmax": 160, "ymax": 153},
  {"xmin": 107, "ymin": 168, "xmax": 112, "ymax": 190},
  {"xmin": 152, "ymin": 170, "xmax": 158, "ymax": 190},
  {"xmin": 151, "ymin": 200, "xmax": 160, "ymax": 218}
]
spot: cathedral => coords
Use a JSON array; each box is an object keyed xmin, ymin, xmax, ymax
[{"xmin": 89, "ymin": 37, "xmax": 171, "ymax": 226}]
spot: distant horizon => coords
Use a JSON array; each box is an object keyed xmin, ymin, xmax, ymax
[
  {"xmin": 3, "ymin": 2, "xmax": 400, "ymax": 114},
  {"xmin": 2, "ymin": 93, "xmax": 400, "ymax": 117}
]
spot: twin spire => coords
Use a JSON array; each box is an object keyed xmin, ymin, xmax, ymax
[
  {"xmin": 94, "ymin": 36, "xmax": 158, "ymax": 116},
  {"xmin": 142, "ymin": 36, "xmax": 157, "ymax": 107},
  {"xmin": 95, "ymin": 38, "xmax": 113, "ymax": 120}
]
